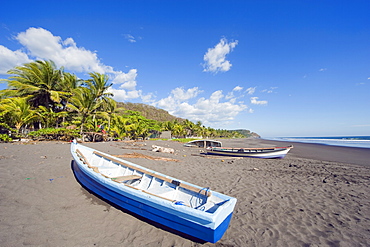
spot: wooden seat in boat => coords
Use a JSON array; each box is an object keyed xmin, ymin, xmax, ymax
[{"xmin": 111, "ymin": 175, "xmax": 142, "ymax": 183}]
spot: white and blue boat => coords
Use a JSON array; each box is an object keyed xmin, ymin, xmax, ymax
[
  {"xmin": 184, "ymin": 139, "xmax": 222, "ymax": 148},
  {"xmin": 207, "ymin": 145, "xmax": 293, "ymax": 159},
  {"xmin": 70, "ymin": 141, "xmax": 237, "ymax": 243}
]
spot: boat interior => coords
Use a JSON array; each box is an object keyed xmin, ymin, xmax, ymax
[
  {"xmin": 212, "ymin": 146, "xmax": 290, "ymax": 152},
  {"xmin": 75, "ymin": 148, "xmax": 227, "ymax": 213}
]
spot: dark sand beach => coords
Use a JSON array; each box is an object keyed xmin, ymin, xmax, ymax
[{"xmin": 1, "ymin": 139, "xmax": 369, "ymax": 246}]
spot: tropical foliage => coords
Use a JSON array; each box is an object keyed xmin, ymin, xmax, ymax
[{"xmin": 0, "ymin": 60, "xmax": 249, "ymax": 142}]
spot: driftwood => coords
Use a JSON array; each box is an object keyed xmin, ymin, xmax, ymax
[
  {"xmin": 120, "ymin": 147, "xmax": 147, "ymax": 150},
  {"xmin": 118, "ymin": 141, "xmax": 147, "ymax": 150},
  {"xmin": 151, "ymin": 145, "xmax": 174, "ymax": 154},
  {"xmin": 114, "ymin": 152, "xmax": 179, "ymax": 162},
  {"xmin": 191, "ymin": 153, "xmax": 243, "ymax": 159},
  {"xmin": 82, "ymin": 132, "xmax": 107, "ymax": 142}
]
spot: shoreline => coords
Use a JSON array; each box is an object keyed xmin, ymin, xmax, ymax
[
  {"xmin": 211, "ymin": 138, "xmax": 370, "ymax": 167},
  {"xmin": 259, "ymin": 138, "xmax": 370, "ymax": 167},
  {"xmin": 1, "ymin": 139, "xmax": 369, "ymax": 246}
]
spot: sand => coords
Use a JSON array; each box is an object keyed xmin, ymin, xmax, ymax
[{"xmin": 0, "ymin": 139, "xmax": 369, "ymax": 246}]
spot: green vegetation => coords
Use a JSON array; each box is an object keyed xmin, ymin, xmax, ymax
[
  {"xmin": 171, "ymin": 138, "xmax": 199, "ymax": 143},
  {"xmin": 0, "ymin": 60, "xmax": 256, "ymax": 142},
  {"xmin": 0, "ymin": 134, "xmax": 12, "ymax": 142},
  {"xmin": 27, "ymin": 128, "xmax": 80, "ymax": 141},
  {"xmin": 232, "ymin": 129, "xmax": 260, "ymax": 138},
  {"xmin": 0, "ymin": 122, "xmax": 14, "ymax": 142}
]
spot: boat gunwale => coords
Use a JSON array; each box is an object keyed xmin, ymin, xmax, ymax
[
  {"xmin": 91, "ymin": 150, "xmax": 212, "ymax": 198},
  {"xmin": 209, "ymin": 145, "xmax": 293, "ymax": 151},
  {"xmin": 73, "ymin": 146, "xmax": 225, "ymax": 220},
  {"xmin": 71, "ymin": 142, "xmax": 237, "ymax": 243}
]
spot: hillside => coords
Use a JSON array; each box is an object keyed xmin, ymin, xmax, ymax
[
  {"xmin": 116, "ymin": 102, "xmax": 184, "ymax": 122},
  {"xmin": 116, "ymin": 102, "xmax": 260, "ymax": 137},
  {"xmin": 232, "ymin": 129, "xmax": 261, "ymax": 138}
]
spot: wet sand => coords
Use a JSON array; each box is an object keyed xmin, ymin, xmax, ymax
[{"xmin": 0, "ymin": 139, "xmax": 369, "ymax": 246}]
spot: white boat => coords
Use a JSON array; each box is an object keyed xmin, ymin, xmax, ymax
[
  {"xmin": 184, "ymin": 139, "xmax": 222, "ymax": 148},
  {"xmin": 206, "ymin": 145, "xmax": 293, "ymax": 159},
  {"xmin": 70, "ymin": 141, "xmax": 236, "ymax": 243}
]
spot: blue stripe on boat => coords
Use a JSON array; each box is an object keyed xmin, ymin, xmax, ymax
[{"xmin": 71, "ymin": 150, "xmax": 234, "ymax": 243}]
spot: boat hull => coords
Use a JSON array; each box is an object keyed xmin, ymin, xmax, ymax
[
  {"xmin": 206, "ymin": 147, "xmax": 292, "ymax": 159},
  {"xmin": 184, "ymin": 139, "xmax": 222, "ymax": 148},
  {"xmin": 71, "ymin": 143, "xmax": 236, "ymax": 243}
]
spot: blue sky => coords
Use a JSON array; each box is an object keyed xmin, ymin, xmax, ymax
[{"xmin": 1, "ymin": 0, "xmax": 369, "ymax": 137}]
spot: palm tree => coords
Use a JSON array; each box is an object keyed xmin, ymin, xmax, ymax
[
  {"xmin": 67, "ymin": 87, "xmax": 102, "ymax": 135},
  {"xmin": 0, "ymin": 60, "xmax": 68, "ymax": 111},
  {"xmin": 110, "ymin": 114, "xmax": 129, "ymax": 140},
  {"xmin": 59, "ymin": 72, "xmax": 82, "ymax": 107},
  {"xmin": 37, "ymin": 106, "xmax": 68, "ymax": 128},
  {"xmin": 99, "ymin": 97, "xmax": 116, "ymax": 133},
  {"xmin": 83, "ymin": 72, "xmax": 114, "ymax": 124},
  {"xmin": 172, "ymin": 123, "xmax": 185, "ymax": 138},
  {"xmin": 182, "ymin": 119, "xmax": 195, "ymax": 137},
  {"xmin": 85, "ymin": 72, "xmax": 113, "ymax": 102},
  {"xmin": 193, "ymin": 121, "xmax": 203, "ymax": 137},
  {"xmin": 67, "ymin": 72, "xmax": 114, "ymax": 136},
  {"xmin": 0, "ymin": 97, "xmax": 38, "ymax": 134},
  {"xmin": 162, "ymin": 121, "xmax": 174, "ymax": 132}
]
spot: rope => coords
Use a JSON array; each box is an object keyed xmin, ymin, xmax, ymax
[{"xmin": 196, "ymin": 187, "xmax": 210, "ymax": 211}]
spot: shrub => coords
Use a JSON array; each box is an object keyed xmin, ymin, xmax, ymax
[
  {"xmin": 0, "ymin": 134, "xmax": 12, "ymax": 142},
  {"xmin": 28, "ymin": 128, "xmax": 80, "ymax": 141}
]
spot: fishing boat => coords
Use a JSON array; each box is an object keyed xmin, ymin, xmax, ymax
[
  {"xmin": 184, "ymin": 139, "xmax": 222, "ymax": 148},
  {"xmin": 206, "ymin": 145, "xmax": 293, "ymax": 159},
  {"xmin": 70, "ymin": 141, "xmax": 236, "ymax": 243}
]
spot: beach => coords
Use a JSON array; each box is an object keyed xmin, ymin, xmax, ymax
[{"xmin": 0, "ymin": 139, "xmax": 369, "ymax": 246}]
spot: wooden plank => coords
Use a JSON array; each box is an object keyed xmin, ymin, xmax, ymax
[
  {"xmin": 93, "ymin": 151, "xmax": 171, "ymax": 182},
  {"xmin": 141, "ymin": 190, "xmax": 191, "ymax": 207},
  {"xmin": 77, "ymin": 149, "xmax": 199, "ymax": 208},
  {"xmin": 93, "ymin": 151, "xmax": 211, "ymax": 197},
  {"xmin": 111, "ymin": 175, "xmax": 142, "ymax": 183},
  {"xmin": 76, "ymin": 149, "xmax": 92, "ymax": 167},
  {"xmin": 92, "ymin": 167, "xmax": 100, "ymax": 173},
  {"xmin": 93, "ymin": 151, "xmax": 149, "ymax": 175},
  {"xmin": 178, "ymin": 183, "xmax": 212, "ymax": 197},
  {"xmin": 124, "ymin": 184, "xmax": 141, "ymax": 190},
  {"xmin": 141, "ymin": 190, "xmax": 176, "ymax": 202},
  {"xmin": 77, "ymin": 149, "xmax": 100, "ymax": 173}
]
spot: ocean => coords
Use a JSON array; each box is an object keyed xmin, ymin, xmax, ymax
[{"xmin": 267, "ymin": 136, "xmax": 370, "ymax": 149}]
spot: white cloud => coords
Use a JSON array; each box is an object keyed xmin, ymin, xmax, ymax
[
  {"xmin": 251, "ymin": 97, "xmax": 268, "ymax": 105},
  {"xmin": 112, "ymin": 69, "xmax": 138, "ymax": 90},
  {"xmin": 108, "ymin": 87, "xmax": 155, "ymax": 103},
  {"xmin": 233, "ymin": 86, "xmax": 243, "ymax": 91},
  {"xmin": 225, "ymin": 92, "xmax": 234, "ymax": 100},
  {"xmin": 154, "ymin": 87, "xmax": 203, "ymax": 112},
  {"xmin": 0, "ymin": 27, "xmax": 143, "ymax": 101},
  {"xmin": 0, "ymin": 28, "xmax": 267, "ymax": 126},
  {"xmin": 0, "ymin": 45, "xmax": 31, "ymax": 74},
  {"xmin": 319, "ymin": 68, "xmax": 327, "ymax": 72},
  {"xmin": 153, "ymin": 87, "xmax": 247, "ymax": 126},
  {"xmin": 124, "ymin": 34, "xmax": 137, "ymax": 43},
  {"xmin": 171, "ymin": 87, "xmax": 202, "ymax": 101},
  {"xmin": 246, "ymin": 87, "xmax": 256, "ymax": 95},
  {"xmin": 16, "ymin": 27, "xmax": 113, "ymax": 74},
  {"xmin": 108, "ymin": 88, "xmax": 142, "ymax": 102},
  {"xmin": 261, "ymin": 87, "xmax": 277, "ymax": 94},
  {"xmin": 109, "ymin": 69, "xmax": 156, "ymax": 102},
  {"xmin": 203, "ymin": 38, "xmax": 238, "ymax": 73},
  {"xmin": 141, "ymin": 92, "xmax": 155, "ymax": 103},
  {"xmin": 226, "ymin": 85, "xmax": 245, "ymax": 100}
]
